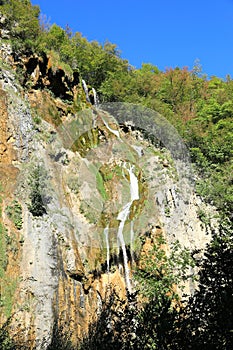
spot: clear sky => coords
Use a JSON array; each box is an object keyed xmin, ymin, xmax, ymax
[{"xmin": 31, "ymin": 0, "xmax": 233, "ymax": 78}]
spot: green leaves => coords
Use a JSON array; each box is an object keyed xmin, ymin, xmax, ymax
[
  {"xmin": 6, "ymin": 201, "xmax": 22, "ymax": 230},
  {"xmin": 135, "ymin": 233, "xmax": 195, "ymax": 306},
  {"xmin": 1, "ymin": 0, "xmax": 40, "ymax": 52},
  {"xmin": 28, "ymin": 165, "xmax": 48, "ymax": 217}
]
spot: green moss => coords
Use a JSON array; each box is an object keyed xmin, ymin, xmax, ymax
[
  {"xmin": 99, "ymin": 164, "xmax": 123, "ymax": 182},
  {"xmin": 73, "ymin": 84, "xmax": 90, "ymax": 111},
  {"xmin": 0, "ymin": 277, "xmax": 18, "ymax": 319},
  {"xmin": 96, "ymin": 171, "xmax": 108, "ymax": 201},
  {"xmin": 72, "ymin": 128, "xmax": 100, "ymax": 156}
]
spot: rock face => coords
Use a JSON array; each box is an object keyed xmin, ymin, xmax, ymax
[{"xmin": 0, "ymin": 52, "xmax": 215, "ymax": 349}]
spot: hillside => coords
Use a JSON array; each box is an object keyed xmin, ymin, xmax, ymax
[{"xmin": 0, "ymin": 1, "xmax": 232, "ymax": 349}]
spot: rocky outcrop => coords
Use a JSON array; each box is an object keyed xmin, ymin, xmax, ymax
[
  {"xmin": 0, "ymin": 54, "xmax": 216, "ymax": 349},
  {"xmin": 22, "ymin": 54, "xmax": 80, "ymax": 100}
]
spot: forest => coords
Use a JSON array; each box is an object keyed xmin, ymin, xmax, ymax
[{"xmin": 0, "ymin": 1, "xmax": 232, "ymax": 349}]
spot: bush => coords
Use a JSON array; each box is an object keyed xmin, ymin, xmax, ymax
[
  {"xmin": 28, "ymin": 166, "xmax": 47, "ymax": 217},
  {"xmin": 6, "ymin": 201, "xmax": 23, "ymax": 230},
  {"xmin": 1, "ymin": 0, "xmax": 40, "ymax": 53}
]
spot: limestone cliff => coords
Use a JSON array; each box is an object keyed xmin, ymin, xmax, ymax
[{"xmin": 0, "ymin": 48, "xmax": 216, "ymax": 349}]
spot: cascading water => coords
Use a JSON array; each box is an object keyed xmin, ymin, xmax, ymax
[
  {"xmin": 117, "ymin": 202, "xmax": 132, "ymax": 292},
  {"xmin": 116, "ymin": 164, "xmax": 139, "ymax": 293},
  {"xmin": 82, "ymin": 79, "xmax": 91, "ymax": 103},
  {"xmin": 81, "ymin": 80, "xmax": 100, "ymax": 108},
  {"xmin": 92, "ymin": 87, "xmax": 100, "ymax": 108},
  {"xmin": 128, "ymin": 165, "xmax": 139, "ymax": 263},
  {"xmin": 102, "ymin": 116, "xmax": 121, "ymax": 139},
  {"xmin": 80, "ymin": 84, "xmax": 138, "ymax": 292},
  {"xmin": 129, "ymin": 164, "xmax": 140, "ymax": 202}
]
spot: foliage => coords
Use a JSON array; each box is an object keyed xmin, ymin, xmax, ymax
[
  {"xmin": 78, "ymin": 229, "xmax": 233, "ymax": 349},
  {"xmin": 0, "ymin": 0, "xmax": 40, "ymax": 53},
  {"xmin": 169, "ymin": 222, "xmax": 233, "ymax": 350},
  {"xmin": 79, "ymin": 289, "xmax": 139, "ymax": 350},
  {"xmin": 120, "ymin": 65, "xmax": 233, "ymax": 219},
  {"xmin": 0, "ymin": 319, "xmax": 16, "ymax": 350},
  {"xmin": 28, "ymin": 165, "xmax": 48, "ymax": 217},
  {"xmin": 0, "ymin": 189, "xmax": 18, "ymax": 320},
  {"xmin": 1, "ymin": 1, "xmax": 233, "ymax": 347},
  {"xmin": 79, "ymin": 236, "xmax": 195, "ymax": 350},
  {"xmin": 0, "ymin": 277, "xmax": 17, "ymax": 319},
  {"xmin": 36, "ymin": 24, "xmax": 130, "ymax": 89},
  {"xmin": 133, "ymin": 234, "xmax": 195, "ymax": 349},
  {"xmin": 47, "ymin": 321, "xmax": 75, "ymax": 350},
  {"xmin": 135, "ymin": 233, "xmax": 195, "ymax": 304},
  {"xmin": 1, "ymin": 0, "xmax": 130, "ymax": 90},
  {"xmin": 0, "ymin": 318, "xmax": 31, "ymax": 350},
  {"xmin": 6, "ymin": 201, "xmax": 23, "ymax": 230}
]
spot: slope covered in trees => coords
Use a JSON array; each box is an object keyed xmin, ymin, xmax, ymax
[{"xmin": 0, "ymin": 1, "xmax": 232, "ymax": 349}]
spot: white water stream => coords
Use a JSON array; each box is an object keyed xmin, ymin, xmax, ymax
[
  {"xmin": 82, "ymin": 80, "xmax": 99, "ymax": 108},
  {"xmin": 92, "ymin": 87, "xmax": 99, "ymax": 108},
  {"xmin": 102, "ymin": 117, "xmax": 121, "ymax": 139},
  {"xmin": 81, "ymin": 82, "xmax": 120, "ymax": 140},
  {"xmin": 80, "ymin": 83, "xmax": 139, "ymax": 292},
  {"xmin": 82, "ymin": 79, "xmax": 91, "ymax": 103},
  {"xmin": 116, "ymin": 164, "xmax": 139, "ymax": 293}
]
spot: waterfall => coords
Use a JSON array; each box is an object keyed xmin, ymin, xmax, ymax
[
  {"xmin": 117, "ymin": 164, "xmax": 139, "ymax": 293},
  {"xmin": 117, "ymin": 203, "xmax": 132, "ymax": 292},
  {"xmin": 92, "ymin": 87, "xmax": 99, "ymax": 108},
  {"xmin": 104, "ymin": 226, "xmax": 110, "ymax": 274},
  {"xmin": 128, "ymin": 165, "xmax": 139, "ymax": 262},
  {"xmin": 102, "ymin": 116, "xmax": 121, "ymax": 139},
  {"xmin": 81, "ymin": 80, "xmax": 99, "ymax": 107},
  {"xmin": 128, "ymin": 165, "xmax": 139, "ymax": 202},
  {"xmin": 82, "ymin": 79, "xmax": 91, "ymax": 103}
]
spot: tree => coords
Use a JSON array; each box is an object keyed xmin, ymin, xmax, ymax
[
  {"xmin": 79, "ymin": 234, "xmax": 195, "ymax": 350},
  {"xmin": 39, "ymin": 24, "xmax": 69, "ymax": 54},
  {"xmin": 133, "ymin": 233, "xmax": 195, "ymax": 349},
  {"xmin": 1, "ymin": 0, "xmax": 40, "ymax": 52},
  {"xmin": 28, "ymin": 166, "xmax": 48, "ymax": 217},
  {"xmin": 175, "ymin": 222, "xmax": 233, "ymax": 349}
]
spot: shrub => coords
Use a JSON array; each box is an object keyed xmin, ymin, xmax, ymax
[
  {"xmin": 6, "ymin": 201, "xmax": 23, "ymax": 230},
  {"xmin": 28, "ymin": 165, "xmax": 48, "ymax": 217}
]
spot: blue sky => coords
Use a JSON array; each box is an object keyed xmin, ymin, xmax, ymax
[{"xmin": 31, "ymin": 0, "xmax": 233, "ymax": 78}]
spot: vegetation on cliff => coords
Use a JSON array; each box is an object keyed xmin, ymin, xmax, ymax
[
  {"xmin": 1, "ymin": 1, "xmax": 232, "ymax": 218},
  {"xmin": 0, "ymin": 1, "xmax": 232, "ymax": 349}
]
